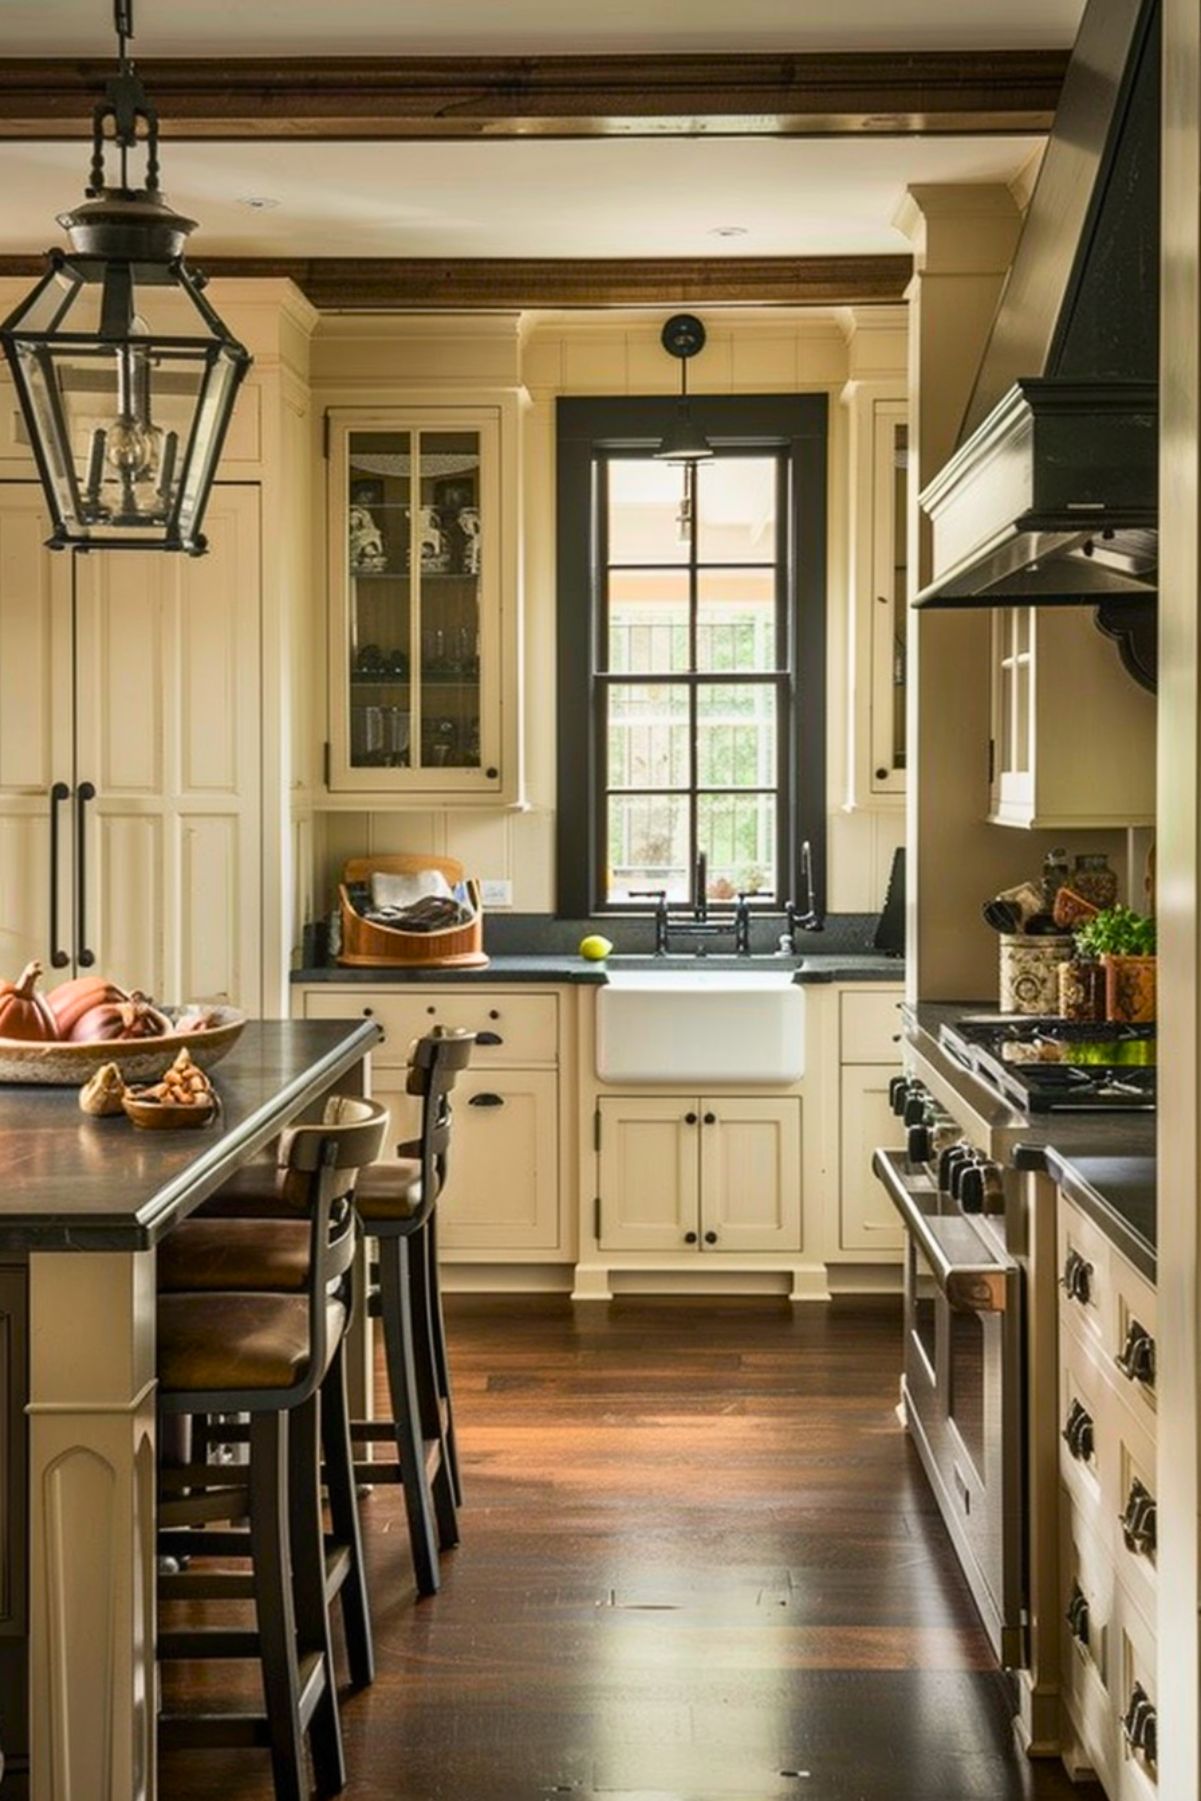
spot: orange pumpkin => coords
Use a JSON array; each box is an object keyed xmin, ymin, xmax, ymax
[
  {"xmin": 68, "ymin": 993, "xmax": 171, "ymax": 1044},
  {"xmin": 46, "ymin": 974, "xmax": 128, "ymax": 1039},
  {"xmin": 0, "ymin": 961, "xmax": 58, "ymax": 1042}
]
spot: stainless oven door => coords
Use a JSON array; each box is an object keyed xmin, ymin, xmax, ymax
[{"xmin": 873, "ymin": 1149, "xmax": 1025, "ymax": 1669}]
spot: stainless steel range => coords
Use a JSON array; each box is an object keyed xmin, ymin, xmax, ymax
[{"xmin": 873, "ymin": 1006, "xmax": 1156, "ymax": 1747}]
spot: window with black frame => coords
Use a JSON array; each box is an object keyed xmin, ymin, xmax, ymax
[{"xmin": 556, "ymin": 394, "xmax": 827, "ymax": 919}]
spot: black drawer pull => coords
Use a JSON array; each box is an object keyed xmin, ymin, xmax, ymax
[
  {"xmin": 468, "ymin": 1092, "xmax": 505, "ymax": 1108},
  {"xmin": 1065, "ymin": 1582, "xmax": 1090, "ymax": 1649},
  {"xmin": 1061, "ymin": 1249, "xmax": 1094, "ymax": 1306},
  {"xmin": 1062, "ymin": 1399, "xmax": 1094, "ymax": 1463},
  {"xmin": 1116, "ymin": 1319, "xmax": 1156, "ymax": 1388},
  {"xmin": 1122, "ymin": 1683, "xmax": 1157, "ymax": 1766},
  {"xmin": 1120, "ymin": 1478, "xmax": 1157, "ymax": 1557},
  {"xmin": 476, "ymin": 1030, "xmax": 504, "ymax": 1047}
]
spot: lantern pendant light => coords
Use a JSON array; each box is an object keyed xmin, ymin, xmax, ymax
[
  {"xmin": 653, "ymin": 314, "xmax": 714, "ymax": 465},
  {"xmin": 0, "ymin": 0, "xmax": 251, "ymax": 554}
]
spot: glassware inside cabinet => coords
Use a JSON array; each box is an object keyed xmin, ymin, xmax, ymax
[
  {"xmin": 416, "ymin": 430, "xmax": 483, "ymax": 770},
  {"xmin": 343, "ymin": 426, "xmax": 484, "ymax": 775},
  {"xmin": 347, "ymin": 429, "xmax": 413, "ymax": 769}
]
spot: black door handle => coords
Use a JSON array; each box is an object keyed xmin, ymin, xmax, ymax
[
  {"xmin": 476, "ymin": 1030, "xmax": 504, "ymax": 1047},
  {"xmin": 48, "ymin": 781, "xmax": 71, "ymax": 969},
  {"xmin": 683, "ymin": 1231, "xmax": 698, "ymax": 1244},
  {"xmin": 704, "ymin": 1230, "xmax": 718, "ymax": 1245},
  {"xmin": 468, "ymin": 1092, "xmax": 505, "ymax": 1108},
  {"xmin": 76, "ymin": 782, "xmax": 96, "ymax": 968}
]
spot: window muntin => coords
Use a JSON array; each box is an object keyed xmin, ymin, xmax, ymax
[{"xmin": 599, "ymin": 452, "xmax": 789, "ymax": 909}]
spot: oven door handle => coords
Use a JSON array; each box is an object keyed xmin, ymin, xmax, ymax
[{"xmin": 872, "ymin": 1148, "xmax": 1013, "ymax": 1314}]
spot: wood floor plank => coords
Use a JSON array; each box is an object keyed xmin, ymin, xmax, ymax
[{"xmin": 160, "ymin": 1294, "xmax": 1100, "ymax": 1800}]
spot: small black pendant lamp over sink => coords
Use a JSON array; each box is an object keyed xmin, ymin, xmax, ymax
[
  {"xmin": 654, "ymin": 314, "xmax": 714, "ymax": 463},
  {"xmin": 0, "ymin": 0, "xmax": 251, "ymax": 554}
]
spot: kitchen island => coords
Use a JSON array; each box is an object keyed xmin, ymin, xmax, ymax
[{"xmin": 0, "ymin": 1018, "xmax": 379, "ymax": 1801}]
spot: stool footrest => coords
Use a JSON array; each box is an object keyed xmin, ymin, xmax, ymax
[
  {"xmin": 160, "ymin": 1572, "xmax": 255, "ymax": 1602},
  {"xmin": 159, "ymin": 1713, "xmax": 272, "ymax": 1751},
  {"xmin": 158, "ymin": 1527, "xmax": 250, "ymax": 1559},
  {"xmin": 159, "ymin": 1627, "xmax": 261, "ymax": 1661},
  {"xmin": 159, "ymin": 1490, "xmax": 250, "ymax": 1530}
]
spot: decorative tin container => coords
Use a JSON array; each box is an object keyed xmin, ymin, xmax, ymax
[
  {"xmin": 1058, "ymin": 958, "xmax": 1106, "ymax": 1022},
  {"xmin": 1103, "ymin": 953, "xmax": 1157, "ymax": 1025},
  {"xmin": 1000, "ymin": 934, "xmax": 1074, "ymax": 1014},
  {"xmin": 1071, "ymin": 854, "xmax": 1119, "ymax": 911}
]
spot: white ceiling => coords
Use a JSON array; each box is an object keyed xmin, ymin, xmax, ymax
[
  {"xmin": 4, "ymin": 0, "xmax": 1085, "ymax": 55},
  {"xmin": 0, "ymin": 136, "xmax": 1039, "ymax": 258}
]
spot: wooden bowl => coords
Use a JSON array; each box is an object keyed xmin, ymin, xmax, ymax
[
  {"xmin": 0, "ymin": 1006, "xmax": 246, "ymax": 1087},
  {"xmin": 121, "ymin": 1091, "xmax": 218, "ymax": 1131}
]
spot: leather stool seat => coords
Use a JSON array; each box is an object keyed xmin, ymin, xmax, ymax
[
  {"xmin": 158, "ymin": 1218, "xmax": 310, "ymax": 1293},
  {"xmin": 353, "ymin": 1158, "xmax": 428, "ymax": 1222},
  {"xmin": 196, "ymin": 1159, "xmax": 308, "ymax": 1219},
  {"xmin": 158, "ymin": 1292, "xmax": 345, "ymax": 1392}
]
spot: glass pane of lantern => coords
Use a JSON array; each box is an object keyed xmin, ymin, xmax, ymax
[{"xmin": 346, "ymin": 430, "xmax": 412, "ymax": 771}]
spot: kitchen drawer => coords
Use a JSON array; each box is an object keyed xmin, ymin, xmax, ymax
[
  {"xmin": 1060, "ymin": 1488, "xmax": 1117, "ymax": 1793},
  {"xmin": 839, "ymin": 990, "xmax": 904, "ymax": 1064},
  {"xmin": 1059, "ymin": 1322, "xmax": 1106, "ymax": 1518},
  {"xmin": 303, "ymin": 987, "xmax": 559, "ymax": 1068},
  {"xmin": 1111, "ymin": 1577, "xmax": 1158, "ymax": 1799},
  {"xmin": 1058, "ymin": 1195, "xmax": 1111, "ymax": 1356}
]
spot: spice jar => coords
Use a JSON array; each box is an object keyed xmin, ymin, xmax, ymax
[
  {"xmin": 1071, "ymin": 854, "xmax": 1119, "ymax": 911},
  {"xmin": 1058, "ymin": 959, "xmax": 1106, "ymax": 1023}
]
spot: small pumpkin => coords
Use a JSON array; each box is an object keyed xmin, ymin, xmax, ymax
[
  {"xmin": 47, "ymin": 974, "xmax": 128, "ymax": 1039},
  {"xmin": 68, "ymin": 992, "xmax": 171, "ymax": 1044},
  {"xmin": 0, "ymin": 961, "xmax": 58, "ymax": 1042}
]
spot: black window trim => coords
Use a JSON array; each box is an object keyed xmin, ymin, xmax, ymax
[{"xmin": 555, "ymin": 391, "xmax": 828, "ymax": 920}]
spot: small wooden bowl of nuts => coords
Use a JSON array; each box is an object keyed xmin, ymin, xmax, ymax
[{"xmin": 121, "ymin": 1049, "xmax": 219, "ymax": 1130}]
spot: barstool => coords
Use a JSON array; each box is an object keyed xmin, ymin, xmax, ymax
[
  {"xmin": 194, "ymin": 1029, "xmax": 474, "ymax": 1596},
  {"xmin": 156, "ymin": 1097, "xmax": 387, "ymax": 1799}
]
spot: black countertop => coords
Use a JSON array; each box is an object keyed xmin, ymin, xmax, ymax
[
  {"xmin": 0, "ymin": 1019, "xmax": 379, "ymax": 1253},
  {"xmin": 290, "ymin": 952, "xmax": 905, "ymax": 986},
  {"xmin": 905, "ymin": 1001, "xmax": 1157, "ymax": 1281}
]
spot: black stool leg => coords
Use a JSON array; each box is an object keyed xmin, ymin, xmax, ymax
[
  {"xmin": 408, "ymin": 1219, "xmax": 458, "ymax": 1551},
  {"xmin": 248, "ymin": 1411, "xmax": 307, "ymax": 1801},
  {"xmin": 321, "ymin": 1337, "xmax": 374, "ymax": 1687},
  {"xmin": 377, "ymin": 1233, "xmax": 441, "ymax": 1596},
  {"xmin": 424, "ymin": 1208, "xmax": 462, "ymax": 1508},
  {"xmin": 288, "ymin": 1392, "xmax": 346, "ymax": 1797}
]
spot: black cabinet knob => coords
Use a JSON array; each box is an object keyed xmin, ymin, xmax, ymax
[
  {"xmin": 684, "ymin": 1231, "xmax": 698, "ymax": 1245},
  {"xmin": 1117, "ymin": 1320, "xmax": 1156, "ymax": 1388},
  {"xmin": 684, "ymin": 1111, "xmax": 698, "ymax": 1125},
  {"xmin": 703, "ymin": 1111, "xmax": 717, "ymax": 1125},
  {"xmin": 704, "ymin": 1231, "xmax": 718, "ymax": 1245}
]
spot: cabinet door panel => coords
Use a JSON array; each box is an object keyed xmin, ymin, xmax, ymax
[
  {"xmin": 598, "ymin": 1098, "xmax": 700, "ymax": 1252},
  {"xmin": 840, "ymin": 1065, "xmax": 905, "ymax": 1253},
  {"xmin": 699, "ymin": 1097, "xmax": 801, "ymax": 1253},
  {"xmin": 0, "ymin": 486, "xmax": 72, "ymax": 980},
  {"xmin": 375, "ymin": 1067, "xmax": 559, "ymax": 1252},
  {"xmin": 74, "ymin": 487, "xmax": 262, "ymax": 1011}
]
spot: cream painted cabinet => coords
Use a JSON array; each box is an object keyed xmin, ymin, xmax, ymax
[
  {"xmin": 0, "ymin": 485, "xmax": 72, "ymax": 981},
  {"xmin": 839, "ymin": 1065, "xmax": 904, "ymax": 1252},
  {"xmin": 374, "ymin": 1065, "xmax": 560, "ymax": 1252},
  {"xmin": 989, "ymin": 606, "xmax": 1156, "ymax": 829},
  {"xmin": 0, "ymin": 481, "xmax": 262, "ymax": 1008},
  {"xmin": 326, "ymin": 407, "xmax": 515, "ymax": 802},
  {"xmin": 598, "ymin": 1095, "xmax": 802, "ymax": 1254},
  {"xmin": 597, "ymin": 1098, "xmax": 700, "ymax": 1253}
]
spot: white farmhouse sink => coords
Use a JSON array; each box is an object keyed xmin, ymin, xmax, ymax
[{"xmin": 596, "ymin": 969, "xmax": 805, "ymax": 1084}]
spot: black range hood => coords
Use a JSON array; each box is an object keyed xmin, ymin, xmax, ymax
[{"xmin": 915, "ymin": 0, "xmax": 1160, "ymax": 666}]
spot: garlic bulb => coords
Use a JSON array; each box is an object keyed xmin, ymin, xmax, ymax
[{"xmin": 79, "ymin": 1061, "xmax": 128, "ymax": 1117}]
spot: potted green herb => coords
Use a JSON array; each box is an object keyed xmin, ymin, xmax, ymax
[{"xmin": 1073, "ymin": 906, "xmax": 1157, "ymax": 1024}]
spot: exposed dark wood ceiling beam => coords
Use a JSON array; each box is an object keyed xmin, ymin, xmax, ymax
[
  {"xmin": 0, "ymin": 51, "xmax": 1066, "ymax": 140},
  {"xmin": 0, "ymin": 253, "xmax": 912, "ymax": 309}
]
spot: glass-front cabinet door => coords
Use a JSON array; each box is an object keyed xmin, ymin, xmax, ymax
[{"xmin": 327, "ymin": 409, "xmax": 502, "ymax": 794}]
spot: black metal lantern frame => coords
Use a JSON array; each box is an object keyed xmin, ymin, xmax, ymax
[
  {"xmin": 0, "ymin": 3, "xmax": 251, "ymax": 554},
  {"xmin": 654, "ymin": 314, "xmax": 714, "ymax": 465}
]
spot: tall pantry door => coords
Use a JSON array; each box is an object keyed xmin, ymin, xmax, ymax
[
  {"xmin": 74, "ymin": 486, "xmax": 263, "ymax": 1012},
  {"xmin": 0, "ymin": 485, "xmax": 73, "ymax": 985}
]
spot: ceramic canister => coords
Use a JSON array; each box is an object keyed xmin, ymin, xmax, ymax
[{"xmin": 1000, "ymin": 934, "xmax": 1075, "ymax": 1015}]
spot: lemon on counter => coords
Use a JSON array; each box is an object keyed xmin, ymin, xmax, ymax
[{"xmin": 579, "ymin": 934, "xmax": 614, "ymax": 961}]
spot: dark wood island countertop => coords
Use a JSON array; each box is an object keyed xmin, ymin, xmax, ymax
[{"xmin": 0, "ymin": 1018, "xmax": 380, "ymax": 1252}]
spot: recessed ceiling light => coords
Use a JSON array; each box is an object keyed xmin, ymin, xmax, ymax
[
  {"xmin": 238, "ymin": 196, "xmax": 281, "ymax": 210},
  {"xmin": 709, "ymin": 225, "xmax": 748, "ymax": 238}
]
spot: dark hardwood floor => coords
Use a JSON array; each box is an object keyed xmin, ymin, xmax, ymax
[{"xmin": 161, "ymin": 1294, "xmax": 1102, "ymax": 1800}]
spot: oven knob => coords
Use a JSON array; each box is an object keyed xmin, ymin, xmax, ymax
[
  {"xmin": 903, "ymin": 1091, "xmax": 929, "ymax": 1127},
  {"xmin": 959, "ymin": 1164, "xmax": 986, "ymax": 1213},
  {"xmin": 888, "ymin": 1074, "xmax": 911, "ymax": 1112},
  {"xmin": 960, "ymin": 1157, "xmax": 1004, "ymax": 1216},
  {"xmin": 949, "ymin": 1152, "xmax": 981, "ymax": 1202},
  {"xmin": 938, "ymin": 1143, "xmax": 971, "ymax": 1192},
  {"xmin": 906, "ymin": 1122, "xmax": 932, "ymax": 1164}
]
